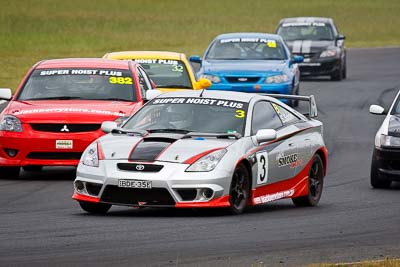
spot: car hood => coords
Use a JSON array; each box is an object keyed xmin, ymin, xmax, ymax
[
  {"xmin": 5, "ymin": 100, "xmax": 142, "ymax": 123},
  {"xmin": 99, "ymin": 133, "xmax": 235, "ymax": 163},
  {"xmin": 202, "ymin": 60, "xmax": 287, "ymax": 75},
  {"xmin": 388, "ymin": 115, "xmax": 400, "ymax": 137},
  {"xmin": 285, "ymin": 40, "xmax": 335, "ymax": 54}
]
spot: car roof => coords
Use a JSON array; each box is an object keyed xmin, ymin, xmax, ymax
[
  {"xmin": 154, "ymin": 90, "xmax": 278, "ymax": 103},
  {"xmin": 278, "ymin": 17, "xmax": 333, "ymax": 25},
  {"xmin": 104, "ymin": 51, "xmax": 184, "ymax": 61},
  {"xmin": 36, "ymin": 58, "xmax": 134, "ymax": 70},
  {"xmin": 215, "ymin": 32, "xmax": 283, "ymax": 41}
]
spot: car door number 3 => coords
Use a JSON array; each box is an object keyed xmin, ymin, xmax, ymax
[{"xmin": 257, "ymin": 151, "xmax": 268, "ymax": 185}]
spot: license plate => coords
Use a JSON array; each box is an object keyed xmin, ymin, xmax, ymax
[
  {"xmin": 299, "ymin": 62, "xmax": 321, "ymax": 67},
  {"xmin": 56, "ymin": 140, "xmax": 73, "ymax": 149},
  {"xmin": 118, "ymin": 179, "xmax": 152, "ymax": 189}
]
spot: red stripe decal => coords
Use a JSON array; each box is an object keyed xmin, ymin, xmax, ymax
[
  {"xmin": 183, "ymin": 147, "xmax": 226, "ymax": 164},
  {"xmin": 72, "ymin": 192, "xmax": 100, "ymax": 203},
  {"xmin": 251, "ymin": 156, "xmax": 312, "ymax": 205},
  {"xmin": 175, "ymin": 195, "xmax": 230, "ymax": 208}
]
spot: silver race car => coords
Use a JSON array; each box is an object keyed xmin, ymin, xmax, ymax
[{"xmin": 73, "ymin": 90, "xmax": 328, "ymax": 214}]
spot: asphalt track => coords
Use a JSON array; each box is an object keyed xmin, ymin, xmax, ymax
[{"xmin": 0, "ymin": 48, "xmax": 399, "ymax": 267}]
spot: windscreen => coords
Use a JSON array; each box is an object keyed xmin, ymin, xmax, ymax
[
  {"xmin": 205, "ymin": 38, "xmax": 287, "ymax": 60},
  {"xmin": 123, "ymin": 97, "xmax": 248, "ymax": 135},
  {"xmin": 277, "ymin": 22, "xmax": 334, "ymax": 41},
  {"xmin": 133, "ymin": 59, "xmax": 192, "ymax": 89},
  {"xmin": 18, "ymin": 68, "xmax": 137, "ymax": 102}
]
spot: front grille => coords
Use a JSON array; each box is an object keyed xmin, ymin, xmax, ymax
[
  {"xmin": 177, "ymin": 189, "xmax": 197, "ymax": 201},
  {"xmin": 31, "ymin": 124, "xmax": 100, "ymax": 133},
  {"xmin": 101, "ymin": 185, "xmax": 175, "ymax": 206},
  {"xmin": 117, "ymin": 163, "xmax": 164, "ymax": 172},
  {"xmin": 225, "ymin": 77, "xmax": 260, "ymax": 83},
  {"xmin": 26, "ymin": 152, "xmax": 82, "ymax": 160},
  {"xmin": 294, "ymin": 53, "xmax": 316, "ymax": 59},
  {"xmin": 86, "ymin": 182, "xmax": 103, "ymax": 196},
  {"xmin": 382, "ymin": 159, "xmax": 400, "ymax": 171}
]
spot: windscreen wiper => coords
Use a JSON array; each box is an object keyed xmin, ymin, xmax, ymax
[
  {"xmin": 111, "ymin": 128, "xmax": 147, "ymax": 136},
  {"xmin": 148, "ymin": 128, "xmax": 190, "ymax": 134},
  {"xmin": 156, "ymin": 85, "xmax": 192, "ymax": 89},
  {"xmin": 31, "ymin": 96, "xmax": 85, "ymax": 100},
  {"xmin": 183, "ymin": 132, "xmax": 242, "ymax": 139}
]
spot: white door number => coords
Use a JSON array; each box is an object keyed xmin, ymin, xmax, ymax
[{"xmin": 257, "ymin": 151, "xmax": 268, "ymax": 185}]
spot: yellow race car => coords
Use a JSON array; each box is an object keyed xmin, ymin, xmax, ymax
[{"xmin": 103, "ymin": 51, "xmax": 211, "ymax": 92}]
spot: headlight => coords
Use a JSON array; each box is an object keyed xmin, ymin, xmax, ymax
[
  {"xmin": 0, "ymin": 115, "xmax": 23, "ymax": 132},
  {"xmin": 186, "ymin": 148, "xmax": 227, "ymax": 172},
  {"xmin": 82, "ymin": 142, "xmax": 101, "ymax": 167},
  {"xmin": 200, "ymin": 74, "xmax": 221, "ymax": 83},
  {"xmin": 265, "ymin": 74, "xmax": 289, "ymax": 84},
  {"xmin": 320, "ymin": 48, "xmax": 338, "ymax": 58},
  {"xmin": 379, "ymin": 134, "xmax": 400, "ymax": 148}
]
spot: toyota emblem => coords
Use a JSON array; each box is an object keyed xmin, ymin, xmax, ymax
[{"xmin": 136, "ymin": 164, "xmax": 145, "ymax": 171}]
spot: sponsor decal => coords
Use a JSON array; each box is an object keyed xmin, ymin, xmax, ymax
[
  {"xmin": 254, "ymin": 189, "xmax": 295, "ymax": 204},
  {"xmin": 13, "ymin": 108, "xmax": 125, "ymax": 117},
  {"xmin": 151, "ymin": 97, "xmax": 245, "ymax": 109},
  {"xmin": 276, "ymin": 151, "xmax": 302, "ymax": 168},
  {"xmin": 39, "ymin": 69, "xmax": 123, "ymax": 76},
  {"xmin": 133, "ymin": 59, "xmax": 179, "ymax": 65},
  {"xmin": 282, "ymin": 22, "xmax": 326, "ymax": 27},
  {"xmin": 56, "ymin": 140, "xmax": 73, "ymax": 149},
  {"xmin": 220, "ymin": 38, "xmax": 278, "ymax": 46}
]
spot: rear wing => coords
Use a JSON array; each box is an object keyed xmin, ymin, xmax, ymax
[{"xmin": 262, "ymin": 94, "xmax": 318, "ymax": 118}]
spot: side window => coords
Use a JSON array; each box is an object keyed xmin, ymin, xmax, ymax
[
  {"xmin": 251, "ymin": 101, "xmax": 283, "ymax": 135},
  {"xmin": 136, "ymin": 67, "xmax": 151, "ymax": 96},
  {"xmin": 271, "ymin": 102, "xmax": 300, "ymax": 125}
]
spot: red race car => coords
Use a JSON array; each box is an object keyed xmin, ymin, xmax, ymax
[{"xmin": 0, "ymin": 58, "xmax": 155, "ymax": 178}]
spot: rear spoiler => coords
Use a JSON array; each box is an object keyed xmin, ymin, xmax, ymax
[{"xmin": 262, "ymin": 94, "xmax": 318, "ymax": 118}]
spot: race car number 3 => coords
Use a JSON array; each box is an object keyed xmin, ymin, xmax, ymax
[{"xmin": 256, "ymin": 151, "xmax": 268, "ymax": 185}]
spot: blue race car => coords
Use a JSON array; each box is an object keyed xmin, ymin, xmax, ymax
[{"xmin": 190, "ymin": 33, "xmax": 303, "ymax": 106}]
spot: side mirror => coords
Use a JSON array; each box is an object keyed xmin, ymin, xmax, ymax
[
  {"xmin": 291, "ymin": 55, "xmax": 304, "ymax": 64},
  {"xmin": 336, "ymin": 34, "xmax": 346, "ymax": 40},
  {"xmin": 150, "ymin": 79, "xmax": 157, "ymax": 89},
  {"xmin": 0, "ymin": 88, "xmax": 12, "ymax": 100},
  {"xmin": 196, "ymin": 78, "xmax": 211, "ymax": 89},
  {"xmin": 255, "ymin": 129, "xmax": 277, "ymax": 143},
  {"xmin": 369, "ymin": 104, "xmax": 386, "ymax": 115},
  {"xmin": 145, "ymin": 89, "xmax": 162, "ymax": 101},
  {"xmin": 189, "ymin": 55, "xmax": 202, "ymax": 64},
  {"xmin": 101, "ymin": 121, "xmax": 118, "ymax": 133}
]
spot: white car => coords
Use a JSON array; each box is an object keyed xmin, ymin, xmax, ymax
[
  {"xmin": 73, "ymin": 90, "xmax": 328, "ymax": 214},
  {"xmin": 369, "ymin": 90, "xmax": 400, "ymax": 188}
]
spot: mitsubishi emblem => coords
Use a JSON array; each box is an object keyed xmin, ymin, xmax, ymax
[{"xmin": 60, "ymin": 125, "xmax": 70, "ymax": 132}]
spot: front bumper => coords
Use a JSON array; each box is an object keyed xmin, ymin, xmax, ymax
[
  {"xmin": 0, "ymin": 126, "xmax": 103, "ymax": 167},
  {"xmin": 73, "ymin": 160, "xmax": 233, "ymax": 208},
  {"xmin": 373, "ymin": 147, "xmax": 400, "ymax": 181},
  {"xmin": 298, "ymin": 57, "xmax": 341, "ymax": 76},
  {"xmin": 207, "ymin": 81, "xmax": 292, "ymax": 94}
]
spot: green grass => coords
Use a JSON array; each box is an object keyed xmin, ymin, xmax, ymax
[{"xmin": 1, "ymin": 0, "xmax": 400, "ymax": 91}]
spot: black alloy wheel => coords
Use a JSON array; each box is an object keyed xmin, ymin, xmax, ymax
[
  {"xmin": 228, "ymin": 164, "xmax": 250, "ymax": 215},
  {"xmin": 292, "ymin": 154, "xmax": 324, "ymax": 207}
]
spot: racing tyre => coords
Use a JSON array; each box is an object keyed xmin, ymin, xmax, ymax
[
  {"xmin": 331, "ymin": 66, "xmax": 343, "ymax": 81},
  {"xmin": 0, "ymin": 167, "xmax": 20, "ymax": 179},
  {"xmin": 370, "ymin": 152, "xmax": 391, "ymax": 189},
  {"xmin": 228, "ymin": 164, "xmax": 250, "ymax": 215},
  {"xmin": 342, "ymin": 60, "xmax": 347, "ymax": 79},
  {"xmin": 79, "ymin": 201, "xmax": 112, "ymax": 214},
  {"xmin": 23, "ymin": 166, "xmax": 43, "ymax": 172},
  {"xmin": 292, "ymin": 154, "xmax": 324, "ymax": 207}
]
